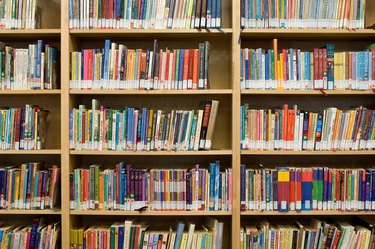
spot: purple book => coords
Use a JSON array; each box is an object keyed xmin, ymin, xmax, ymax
[
  {"xmin": 201, "ymin": 169, "xmax": 206, "ymax": 211},
  {"xmin": 141, "ymin": 170, "xmax": 146, "ymax": 204},
  {"xmin": 186, "ymin": 171, "xmax": 191, "ymax": 210}
]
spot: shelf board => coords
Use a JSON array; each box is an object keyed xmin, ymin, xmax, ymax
[
  {"xmin": 241, "ymin": 90, "xmax": 375, "ymax": 95},
  {"xmin": 242, "ymin": 211, "xmax": 375, "ymax": 216},
  {"xmin": 69, "ymin": 28, "xmax": 232, "ymax": 39},
  {"xmin": 70, "ymin": 210, "xmax": 231, "ymax": 216},
  {"xmin": 70, "ymin": 150, "xmax": 232, "ymax": 156},
  {"xmin": 241, "ymin": 150, "xmax": 375, "ymax": 155},
  {"xmin": 0, "ymin": 90, "xmax": 61, "ymax": 95},
  {"xmin": 240, "ymin": 29, "xmax": 375, "ymax": 40},
  {"xmin": 70, "ymin": 89, "xmax": 232, "ymax": 95},
  {"xmin": 0, "ymin": 150, "xmax": 61, "ymax": 155},
  {"xmin": 0, "ymin": 209, "xmax": 61, "ymax": 215},
  {"xmin": 0, "ymin": 29, "xmax": 61, "ymax": 39}
]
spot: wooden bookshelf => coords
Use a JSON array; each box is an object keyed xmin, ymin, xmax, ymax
[{"xmin": 1, "ymin": 0, "xmax": 373, "ymax": 247}]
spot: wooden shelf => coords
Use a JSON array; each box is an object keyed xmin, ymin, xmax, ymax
[
  {"xmin": 241, "ymin": 150, "xmax": 375, "ymax": 156},
  {"xmin": 0, "ymin": 29, "xmax": 61, "ymax": 39},
  {"xmin": 240, "ymin": 29, "xmax": 375, "ymax": 40},
  {"xmin": 0, "ymin": 90, "xmax": 61, "ymax": 95},
  {"xmin": 0, "ymin": 209, "xmax": 61, "ymax": 215},
  {"xmin": 241, "ymin": 90, "xmax": 375, "ymax": 95},
  {"xmin": 242, "ymin": 211, "xmax": 375, "ymax": 216},
  {"xmin": 70, "ymin": 210, "xmax": 232, "ymax": 216},
  {"xmin": 70, "ymin": 89, "xmax": 233, "ymax": 95},
  {"xmin": 70, "ymin": 28, "xmax": 232, "ymax": 39},
  {"xmin": 0, "ymin": 150, "xmax": 61, "ymax": 155},
  {"xmin": 70, "ymin": 150, "xmax": 233, "ymax": 156}
]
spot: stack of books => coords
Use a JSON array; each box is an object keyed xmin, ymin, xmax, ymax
[
  {"xmin": 0, "ymin": 41, "xmax": 60, "ymax": 90},
  {"xmin": 0, "ymin": 163, "xmax": 60, "ymax": 210},
  {"xmin": 240, "ymin": 0, "xmax": 366, "ymax": 29},
  {"xmin": 241, "ymin": 219, "xmax": 375, "ymax": 249},
  {"xmin": 70, "ymin": 39, "xmax": 210, "ymax": 90},
  {"xmin": 70, "ymin": 99, "xmax": 219, "ymax": 151},
  {"xmin": 0, "ymin": 0, "xmax": 41, "ymax": 29},
  {"xmin": 70, "ymin": 217, "xmax": 223, "ymax": 249},
  {"xmin": 0, "ymin": 105, "xmax": 50, "ymax": 150},
  {"xmin": 69, "ymin": 0, "xmax": 222, "ymax": 29},
  {"xmin": 240, "ymin": 104, "xmax": 375, "ymax": 151},
  {"xmin": 70, "ymin": 161, "xmax": 232, "ymax": 211},
  {"xmin": 241, "ymin": 165, "xmax": 375, "ymax": 212}
]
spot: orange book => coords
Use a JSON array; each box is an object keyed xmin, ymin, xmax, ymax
[
  {"xmin": 83, "ymin": 169, "xmax": 89, "ymax": 210},
  {"xmin": 287, "ymin": 109, "xmax": 295, "ymax": 150},
  {"xmin": 99, "ymin": 172, "xmax": 104, "ymax": 210},
  {"xmin": 332, "ymin": 110, "xmax": 342, "ymax": 150},
  {"xmin": 165, "ymin": 52, "xmax": 170, "ymax": 86},
  {"xmin": 183, "ymin": 49, "xmax": 189, "ymax": 89},
  {"xmin": 192, "ymin": 49, "xmax": 199, "ymax": 90}
]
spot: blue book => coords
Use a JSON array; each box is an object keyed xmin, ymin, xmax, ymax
[
  {"xmin": 326, "ymin": 44, "xmax": 335, "ymax": 90},
  {"xmin": 173, "ymin": 222, "xmax": 185, "ymax": 249},
  {"xmin": 214, "ymin": 161, "xmax": 220, "ymax": 210},
  {"xmin": 178, "ymin": 50, "xmax": 184, "ymax": 88},
  {"xmin": 245, "ymin": 51, "xmax": 249, "ymax": 82},
  {"xmin": 141, "ymin": 108, "xmax": 147, "ymax": 150},
  {"xmin": 118, "ymin": 162, "xmax": 124, "ymax": 207},
  {"xmin": 35, "ymin": 40, "xmax": 45, "ymax": 87},
  {"xmin": 215, "ymin": 0, "xmax": 221, "ymax": 28},
  {"xmin": 127, "ymin": 108, "xmax": 134, "ymax": 149},
  {"xmin": 365, "ymin": 171, "xmax": 371, "ymax": 210},
  {"xmin": 364, "ymin": 51, "xmax": 369, "ymax": 82},
  {"xmin": 265, "ymin": 52, "xmax": 269, "ymax": 81},
  {"xmin": 302, "ymin": 169, "xmax": 312, "ymax": 211},
  {"xmin": 207, "ymin": 0, "xmax": 212, "ymax": 27},
  {"xmin": 103, "ymin": 40, "xmax": 111, "ymax": 80},
  {"xmin": 118, "ymin": 225, "xmax": 125, "ymax": 249},
  {"xmin": 144, "ymin": 109, "xmax": 149, "ymax": 147},
  {"xmin": 209, "ymin": 162, "xmax": 215, "ymax": 211},
  {"xmin": 211, "ymin": 0, "xmax": 215, "ymax": 28}
]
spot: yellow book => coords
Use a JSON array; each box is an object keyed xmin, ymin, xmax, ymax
[
  {"xmin": 18, "ymin": 164, "xmax": 25, "ymax": 209},
  {"xmin": 180, "ymin": 232, "xmax": 189, "ymax": 249},
  {"xmin": 14, "ymin": 171, "xmax": 20, "ymax": 209},
  {"xmin": 71, "ymin": 52, "xmax": 76, "ymax": 84},
  {"xmin": 240, "ymin": 227, "xmax": 244, "ymax": 249}
]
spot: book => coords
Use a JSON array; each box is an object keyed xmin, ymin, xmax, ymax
[{"xmin": 0, "ymin": 0, "xmax": 41, "ymax": 29}]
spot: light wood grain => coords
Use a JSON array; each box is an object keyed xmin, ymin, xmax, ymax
[{"xmin": 70, "ymin": 210, "xmax": 232, "ymax": 216}]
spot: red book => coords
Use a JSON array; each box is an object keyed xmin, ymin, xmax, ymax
[
  {"xmin": 289, "ymin": 168, "xmax": 296, "ymax": 211},
  {"xmin": 187, "ymin": 49, "xmax": 194, "ymax": 89},
  {"xmin": 192, "ymin": 49, "xmax": 199, "ymax": 89},
  {"xmin": 165, "ymin": 52, "xmax": 170, "ymax": 84},
  {"xmin": 14, "ymin": 109, "xmax": 21, "ymax": 149},
  {"xmin": 335, "ymin": 170, "xmax": 341, "ymax": 207},
  {"xmin": 277, "ymin": 167, "xmax": 290, "ymax": 212},
  {"xmin": 282, "ymin": 104, "xmax": 288, "ymax": 149},
  {"xmin": 331, "ymin": 229, "xmax": 341, "ymax": 249},
  {"xmin": 84, "ymin": 50, "xmax": 89, "ymax": 83},
  {"xmin": 322, "ymin": 48, "xmax": 327, "ymax": 89},
  {"xmin": 313, "ymin": 48, "xmax": 320, "ymax": 89},
  {"xmin": 171, "ymin": 50, "xmax": 177, "ymax": 88},
  {"xmin": 295, "ymin": 168, "xmax": 302, "ymax": 211},
  {"xmin": 83, "ymin": 169, "xmax": 89, "ymax": 209}
]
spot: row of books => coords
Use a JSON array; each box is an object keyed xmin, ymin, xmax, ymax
[
  {"xmin": 69, "ymin": 0, "xmax": 222, "ymax": 29},
  {"xmin": 240, "ymin": 219, "xmax": 374, "ymax": 249},
  {"xmin": 0, "ymin": 0, "xmax": 40, "ymax": 29},
  {"xmin": 0, "ymin": 105, "xmax": 49, "ymax": 151},
  {"xmin": 240, "ymin": 166, "xmax": 375, "ymax": 212},
  {"xmin": 70, "ymin": 40, "xmax": 210, "ymax": 90},
  {"xmin": 240, "ymin": 43, "xmax": 375, "ymax": 90},
  {"xmin": 70, "ymin": 217, "xmax": 223, "ymax": 249},
  {"xmin": 240, "ymin": 0, "xmax": 366, "ymax": 29},
  {"xmin": 70, "ymin": 161, "xmax": 232, "ymax": 211},
  {"xmin": 240, "ymin": 104, "xmax": 375, "ymax": 151},
  {"xmin": 0, "ymin": 217, "xmax": 60, "ymax": 249},
  {"xmin": 69, "ymin": 99, "xmax": 219, "ymax": 151},
  {"xmin": 0, "ymin": 41, "xmax": 59, "ymax": 90},
  {"xmin": 0, "ymin": 163, "xmax": 60, "ymax": 210}
]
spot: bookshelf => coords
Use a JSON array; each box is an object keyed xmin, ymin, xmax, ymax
[{"xmin": 0, "ymin": 0, "xmax": 373, "ymax": 248}]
